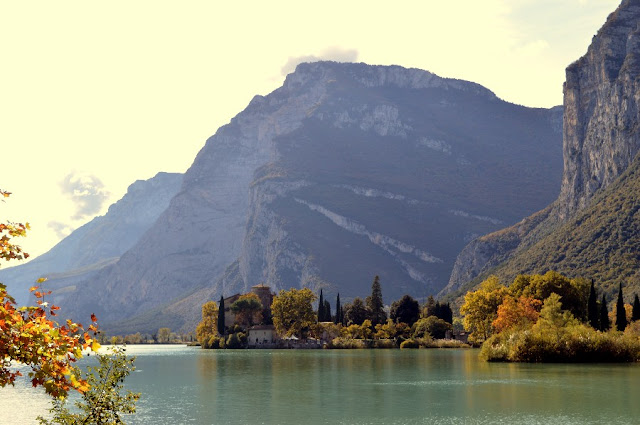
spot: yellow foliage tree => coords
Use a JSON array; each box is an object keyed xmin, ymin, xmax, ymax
[
  {"xmin": 460, "ymin": 276, "xmax": 508, "ymax": 342},
  {"xmin": 271, "ymin": 288, "xmax": 316, "ymax": 338},
  {"xmin": 196, "ymin": 301, "xmax": 219, "ymax": 346}
]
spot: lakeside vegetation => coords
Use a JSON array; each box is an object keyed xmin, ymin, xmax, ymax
[
  {"xmin": 462, "ymin": 271, "xmax": 640, "ymax": 362},
  {"xmin": 195, "ymin": 276, "xmax": 467, "ymax": 350}
]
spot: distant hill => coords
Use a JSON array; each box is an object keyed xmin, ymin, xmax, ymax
[
  {"xmin": 442, "ymin": 0, "xmax": 640, "ymax": 303},
  {"xmin": 0, "ymin": 172, "xmax": 182, "ymax": 306},
  {"xmin": 55, "ymin": 61, "xmax": 563, "ymax": 334}
]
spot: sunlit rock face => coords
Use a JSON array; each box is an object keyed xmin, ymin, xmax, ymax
[
  {"xmin": 444, "ymin": 0, "xmax": 640, "ymax": 296},
  {"xmin": 57, "ymin": 61, "xmax": 562, "ymax": 333}
]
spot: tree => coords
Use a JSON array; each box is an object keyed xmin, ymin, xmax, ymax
[
  {"xmin": 423, "ymin": 295, "xmax": 436, "ymax": 318},
  {"xmin": 323, "ymin": 299, "xmax": 332, "ymax": 322},
  {"xmin": 600, "ymin": 294, "xmax": 610, "ymax": 331},
  {"xmin": 271, "ymin": 288, "xmax": 317, "ymax": 338},
  {"xmin": 1, "ymin": 190, "xmax": 100, "ymax": 398},
  {"xmin": 390, "ymin": 295, "xmax": 420, "ymax": 326},
  {"xmin": 157, "ymin": 327, "xmax": 171, "ymax": 343},
  {"xmin": 218, "ymin": 295, "xmax": 226, "ymax": 335},
  {"xmin": 632, "ymin": 294, "xmax": 640, "ymax": 322},
  {"xmin": 413, "ymin": 316, "xmax": 452, "ymax": 339},
  {"xmin": 366, "ymin": 275, "xmax": 386, "ymax": 325},
  {"xmin": 230, "ymin": 293, "xmax": 263, "ymax": 328},
  {"xmin": 38, "ymin": 346, "xmax": 139, "ymax": 424},
  {"xmin": 196, "ymin": 301, "xmax": 218, "ymax": 346},
  {"xmin": 334, "ymin": 294, "xmax": 342, "ymax": 325},
  {"xmin": 460, "ymin": 276, "xmax": 508, "ymax": 342},
  {"xmin": 318, "ymin": 289, "xmax": 327, "ymax": 322},
  {"xmin": 616, "ymin": 283, "xmax": 628, "ymax": 331},
  {"xmin": 587, "ymin": 280, "xmax": 599, "ymax": 329},
  {"xmin": 492, "ymin": 295, "xmax": 541, "ymax": 333},
  {"xmin": 344, "ymin": 297, "xmax": 369, "ymax": 325}
]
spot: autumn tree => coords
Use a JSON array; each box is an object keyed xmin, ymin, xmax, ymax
[
  {"xmin": 389, "ymin": 295, "xmax": 420, "ymax": 326},
  {"xmin": 366, "ymin": 275, "xmax": 386, "ymax": 325},
  {"xmin": 1, "ymin": 190, "xmax": 100, "ymax": 398},
  {"xmin": 413, "ymin": 316, "xmax": 452, "ymax": 339},
  {"xmin": 460, "ymin": 276, "xmax": 508, "ymax": 342},
  {"xmin": 230, "ymin": 293, "xmax": 263, "ymax": 328},
  {"xmin": 196, "ymin": 301, "xmax": 218, "ymax": 346},
  {"xmin": 157, "ymin": 327, "xmax": 171, "ymax": 343},
  {"xmin": 492, "ymin": 295, "xmax": 541, "ymax": 333},
  {"xmin": 271, "ymin": 288, "xmax": 317, "ymax": 338}
]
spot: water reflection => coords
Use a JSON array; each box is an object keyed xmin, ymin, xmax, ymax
[{"xmin": 4, "ymin": 346, "xmax": 640, "ymax": 424}]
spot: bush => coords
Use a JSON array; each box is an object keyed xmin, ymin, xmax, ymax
[
  {"xmin": 372, "ymin": 339, "xmax": 397, "ymax": 349},
  {"xmin": 225, "ymin": 333, "xmax": 244, "ymax": 349},
  {"xmin": 413, "ymin": 316, "xmax": 452, "ymax": 339},
  {"xmin": 400, "ymin": 339, "xmax": 419, "ymax": 349},
  {"xmin": 329, "ymin": 338, "xmax": 369, "ymax": 349}
]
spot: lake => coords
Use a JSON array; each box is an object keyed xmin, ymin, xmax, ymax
[{"xmin": 3, "ymin": 345, "xmax": 640, "ymax": 424}]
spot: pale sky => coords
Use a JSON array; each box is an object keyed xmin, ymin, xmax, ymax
[{"xmin": 0, "ymin": 0, "xmax": 621, "ymax": 262}]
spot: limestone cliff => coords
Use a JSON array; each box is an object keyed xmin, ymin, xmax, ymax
[
  {"xmin": 443, "ymin": 0, "xmax": 640, "ymax": 296},
  {"xmin": 58, "ymin": 62, "xmax": 563, "ymax": 333}
]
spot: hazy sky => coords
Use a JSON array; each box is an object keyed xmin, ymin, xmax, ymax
[{"xmin": 1, "ymin": 0, "xmax": 621, "ymax": 261}]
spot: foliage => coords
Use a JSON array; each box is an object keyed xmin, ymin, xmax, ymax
[
  {"xmin": 374, "ymin": 319, "xmax": 404, "ymax": 340},
  {"xmin": 389, "ymin": 295, "xmax": 420, "ymax": 326},
  {"xmin": 413, "ymin": 316, "xmax": 452, "ymax": 339},
  {"xmin": 399, "ymin": 339, "xmax": 419, "ymax": 349},
  {"xmin": 365, "ymin": 276, "xmax": 386, "ymax": 325},
  {"xmin": 600, "ymin": 294, "xmax": 610, "ymax": 331},
  {"xmin": 482, "ymin": 156, "xmax": 640, "ymax": 301},
  {"xmin": 509, "ymin": 271, "xmax": 588, "ymax": 320},
  {"xmin": 492, "ymin": 295, "xmax": 541, "ymax": 333},
  {"xmin": 196, "ymin": 301, "xmax": 218, "ymax": 347},
  {"xmin": 271, "ymin": 288, "xmax": 317, "ymax": 338},
  {"xmin": 230, "ymin": 293, "xmax": 263, "ymax": 328},
  {"xmin": 334, "ymin": 293, "xmax": 342, "ymax": 325},
  {"xmin": 38, "ymin": 346, "xmax": 140, "ymax": 424},
  {"xmin": 225, "ymin": 333, "xmax": 244, "ymax": 349},
  {"xmin": 422, "ymin": 296, "xmax": 453, "ymax": 323},
  {"xmin": 340, "ymin": 319, "xmax": 373, "ymax": 340},
  {"xmin": 317, "ymin": 289, "xmax": 325, "ymax": 322},
  {"xmin": 329, "ymin": 338, "xmax": 369, "ymax": 349},
  {"xmin": 633, "ymin": 294, "xmax": 640, "ymax": 322},
  {"xmin": 460, "ymin": 276, "xmax": 508, "ymax": 342},
  {"xmin": 0, "ymin": 191, "xmax": 101, "ymax": 398},
  {"xmin": 156, "ymin": 328, "xmax": 171, "ymax": 343},
  {"xmin": 343, "ymin": 297, "xmax": 368, "ymax": 326},
  {"xmin": 616, "ymin": 284, "xmax": 628, "ymax": 331},
  {"xmin": 587, "ymin": 280, "xmax": 599, "ymax": 329}
]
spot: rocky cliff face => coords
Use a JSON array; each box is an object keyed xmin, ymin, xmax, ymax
[
  {"xmin": 57, "ymin": 62, "xmax": 563, "ymax": 333},
  {"xmin": 443, "ymin": 0, "xmax": 640, "ymax": 296},
  {"xmin": 0, "ymin": 172, "xmax": 182, "ymax": 306}
]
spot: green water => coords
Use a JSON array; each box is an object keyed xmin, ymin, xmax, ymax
[{"xmin": 4, "ymin": 345, "xmax": 640, "ymax": 424}]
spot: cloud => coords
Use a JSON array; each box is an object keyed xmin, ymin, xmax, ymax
[
  {"xmin": 60, "ymin": 172, "xmax": 110, "ymax": 220},
  {"xmin": 48, "ymin": 221, "xmax": 74, "ymax": 239},
  {"xmin": 281, "ymin": 46, "xmax": 359, "ymax": 75}
]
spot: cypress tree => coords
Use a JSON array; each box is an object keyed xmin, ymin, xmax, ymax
[
  {"xmin": 616, "ymin": 283, "xmax": 627, "ymax": 331},
  {"xmin": 600, "ymin": 294, "xmax": 610, "ymax": 331},
  {"xmin": 335, "ymin": 294, "xmax": 342, "ymax": 325},
  {"xmin": 217, "ymin": 295, "xmax": 226, "ymax": 336},
  {"xmin": 318, "ymin": 289, "xmax": 325, "ymax": 322},
  {"xmin": 632, "ymin": 294, "xmax": 640, "ymax": 322},
  {"xmin": 324, "ymin": 299, "xmax": 332, "ymax": 322},
  {"xmin": 366, "ymin": 275, "xmax": 386, "ymax": 325},
  {"xmin": 587, "ymin": 280, "xmax": 599, "ymax": 329}
]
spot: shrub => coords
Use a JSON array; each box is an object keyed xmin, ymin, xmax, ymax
[{"xmin": 400, "ymin": 339, "xmax": 419, "ymax": 349}]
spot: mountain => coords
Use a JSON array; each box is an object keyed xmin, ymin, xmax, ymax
[
  {"xmin": 442, "ymin": 0, "xmax": 640, "ymax": 300},
  {"xmin": 0, "ymin": 172, "xmax": 182, "ymax": 306},
  {"xmin": 56, "ymin": 62, "xmax": 564, "ymax": 334}
]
